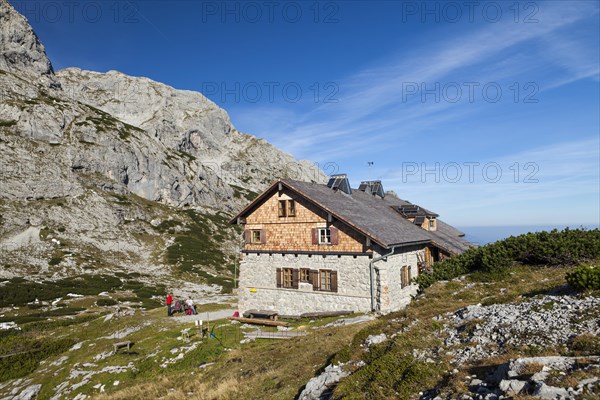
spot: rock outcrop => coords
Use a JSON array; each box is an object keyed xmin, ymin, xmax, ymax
[{"xmin": 0, "ymin": 0, "xmax": 325, "ymax": 287}]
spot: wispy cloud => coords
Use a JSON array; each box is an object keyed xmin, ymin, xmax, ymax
[
  {"xmin": 384, "ymin": 137, "xmax": 600, "ymax": 225},
  {"xmin": 233, "ymin": 1, "xmax": 599, "ymax": 162}
]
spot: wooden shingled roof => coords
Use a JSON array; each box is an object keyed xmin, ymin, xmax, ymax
[{"xmin": 231, "ymin": 179, "xmax": 472, "ymax": 254}]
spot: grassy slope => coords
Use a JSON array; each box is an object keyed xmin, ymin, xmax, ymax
[{"xmin": 1, "ymin": 265, "xmax": 596, "ymax": 400}]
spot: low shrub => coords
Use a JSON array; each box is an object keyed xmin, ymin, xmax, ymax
[
  {"xmin": 0, "ymin": 275, "xmax": 123, "ymax": 307},
  {"xmin": 566, "ymin": 264, "xmax": 600, "ymax": 291},
  {"xmin": 416, "ymin": 228, "xmax": 600, "ymax": 289},
  {"xmin": 0, "ymin": 337, "xmax": 75, "ymax": 382},
  {"xmin": 97, "ymin": 298, "xmax": 118, "ymax": 307},
  {"xmin": 571, "ymin": 333, "xmax": 600, "ymax": 355}
]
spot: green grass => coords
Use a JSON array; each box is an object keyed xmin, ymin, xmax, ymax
[
  {"xmin": 0, "ymin": 337, "xmax": 76, "ymax": 382},
  {"xmin": 0, "ymin": 275, "xmax": 123, "ymax": 307},
  {"xmin": 163, "ymin": 209, "xmax": 238, "ymax": 292},
  {"xmin": 77, "ymin": 106, "xmax": 144, "ymax": 140},
  {"xmin": 230, "ymin": 184, "xmax": 259, "ymax": 201},
  {"xmin": 0, "ymin": 307, "xmax": 84, "ymax": 325},
  {"xmin": 0, "ymin": 120, "xmax": 17, "ymax": 127}
]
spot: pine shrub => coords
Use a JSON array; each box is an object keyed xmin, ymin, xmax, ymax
[
  {"xmin": 416, "ymin": 228, "xmax": 600, "ymax": 289},
  {"xmin": 566, "ymin": 264, "xmax": 600, "ymax": 291}
]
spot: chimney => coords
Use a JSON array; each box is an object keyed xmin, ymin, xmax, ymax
[{"xmin": 326, "ymin": 174, "xmax": 352, "ymax": 195}]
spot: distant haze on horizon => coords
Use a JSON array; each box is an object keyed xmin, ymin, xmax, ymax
[{"xmin": 459, "ymin": 224, "xmax": 600, "ymax": 246}]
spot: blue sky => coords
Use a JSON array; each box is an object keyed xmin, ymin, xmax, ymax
[{"xmin": 13, "ymin": 0, "xmax": 600, "ymax": 228}]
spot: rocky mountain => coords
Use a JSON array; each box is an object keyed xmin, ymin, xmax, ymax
[{"xmin": 0, "ymin": 0, "xmax": 325, "ymax": 293}]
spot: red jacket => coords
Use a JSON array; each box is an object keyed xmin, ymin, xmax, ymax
[{"xmin": 166, "ymin": 294, "xmax": 173, "ymax": 305}]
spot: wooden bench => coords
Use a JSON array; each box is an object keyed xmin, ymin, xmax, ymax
[
  {"xmin": 230, "ymin": 316, "xmax": 289, "ymax": 327},
  {"xmin": 243, "ymin": 309, "xmax": 279, "ymax": 320},
  {"xmin": 113, "ymin": 341, "xmax": 134, "ymax": 354}
]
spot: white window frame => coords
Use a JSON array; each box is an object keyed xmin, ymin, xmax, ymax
[{"xmin": 318, "ymin": 228, "xmax": 331, "ymax": 244}]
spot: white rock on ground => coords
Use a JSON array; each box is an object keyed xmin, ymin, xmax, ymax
[{"xmin": 298, "ymin": 364, "xmax": 350, "ymax": 400}]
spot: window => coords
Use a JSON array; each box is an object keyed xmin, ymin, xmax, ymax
[
  {"xmin": 251, "ymin": 230, "xmax": 262, "ymax": 244},
  {"xmin": 278, "ymin": 200, "xmax": 296, "ymax": 217},
  {"xmin": 300, "ymin": 268, "xmax": 310, "ymax": 283},
  {"xmin": 278, "ymin": 200, "xmax": 286, "ymax": 217},
  {"xmin": 320, "ymin": 270, "xmax": 331, "ymax": 291},
  {"xmin": 316, "ymin": 269, "xmax": 337, "ymax": 292},
  {"xmin": 282, "ymin": 268, "xmax": 293, "ymax": 288},
  {"xmin": 401, "ymin": 265, "xmax": 412, "ymax": 289},
  {"xmin": 429, "ymin": 218, "xmax": 435, "ymax": 229},
  {"xmin": 318, "ymin": 228, "xmax": 331, "ymax": 244},
  {"xmin": 276, "ymin": 268, "xmax": 299, "ymax": 289},
  {"xmin": 312, "ymin": 227, "xmax": 339, "ymax": 245}
]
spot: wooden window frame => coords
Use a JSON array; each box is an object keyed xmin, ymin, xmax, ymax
[
  {"xmin": 315, "ymin": 269, "xmax": 338, "ymax": 292},
  {"xmin": 401, "ymin": 265, "xmax": 412, "ymax": 289},
  {"xmin": 320, "ymin": 270, "xmax": 331, "ymax": 291},
  {"xmin": 251, "ymin": 230, "xmax": 261, "ymax": 244},
  {"xmin": 277, "ymin": 268, "xmax": 299, "ymax": 289},
  {"xmin": 278, "ymin": 200, "xmax": 296, "ymax": 218},
  {"xmin": 248, "ymin": 229, "xmax": 266, "ymax": 244},
  {"xmin": 300, "ymin": 268, "xmax": 310, "ymax": 283},
  {"xmin": 278, "ymin": 200, "xmax": 287, "ymax": 217},
  {"xmin": 282, "ymin": 268, "xmax": 293, "ymax": 288}
]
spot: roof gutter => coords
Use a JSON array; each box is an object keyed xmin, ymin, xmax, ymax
[{"xmin": 369, "ymin": 245, "xmax": 398, "ymax": 312}]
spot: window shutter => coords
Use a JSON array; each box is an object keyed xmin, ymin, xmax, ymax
[
  {"xmin": 330, "ymin": 227, "xmax": 339, "ymax": 245},
  {"xmin": 276, "ymin": 268, "xmax": 282, "ymax": 288},
  {"xmin": 244, "ymin": 230, "xmax": 251, "ymax": 244},
  {"xmin": 331, "ymin": 271, "xmax": 338, "ymax": 292},
  {"xmin": 408, "ymin": 265, "xmax": 412, "ymax": 283},
  {"xmin": 401, "ymin": 266, "xmax": 406, "ymax": 288},
  {"xmin": 310, "ymin": 269, "xmax": 319, "ymax": 290},
  {"xmin": 311, "ymin": 228, "xmax": 318, "ymax": 245},
  {"xmin": 292, "ymin": 269, "xmax": 299, "ymax": 289},
  {"xmin": 260, "ymin": 229, "xmax": 267, "ymax": 244}
]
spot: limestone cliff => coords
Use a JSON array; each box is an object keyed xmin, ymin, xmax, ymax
[{"xmin": 0, "ymin": 0, "xmax": 325, "ymax": 291}]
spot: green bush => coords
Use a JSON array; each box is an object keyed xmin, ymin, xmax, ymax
[
  {"xmin": 335, "ymin": 353, "xmax": 436, "ymax": 399},
  {"xmin": 97, "ymin": 298, "xmax": 118, "ymax": 307},
  {"xmin": 0, "ymin": 275, "xmax": 123, "ymax": 307},
  {"xmin": 566, "ymin": 264, "xmax": 600, "ymax": 291},
  {"xmin": 416, "ymin": 228, "xmax": 600, "ymax": 289},
  {"xmin": 0, "ymin": 337, "xmax": 75, "ymax": 382}
]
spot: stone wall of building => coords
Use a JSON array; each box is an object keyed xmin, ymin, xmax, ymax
[
  {"xmin": 377, "ymin": 245, "xmax": 423, "ymax": 313},
  {"xmin": 238, "ymin": 253, "xmax": 373, "ymax": 314},
  {"xmin": 238, "ymin": 246, "xmax": 424, "ymax": 315}
]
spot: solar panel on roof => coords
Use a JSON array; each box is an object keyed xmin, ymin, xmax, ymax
[
  {"xmin": 358, "ymin": 181, "xmax": 385, "ymax": 198},
  {"xmin": 327, "ymin": 174, "xmax": 352, "ymax": 195}
]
